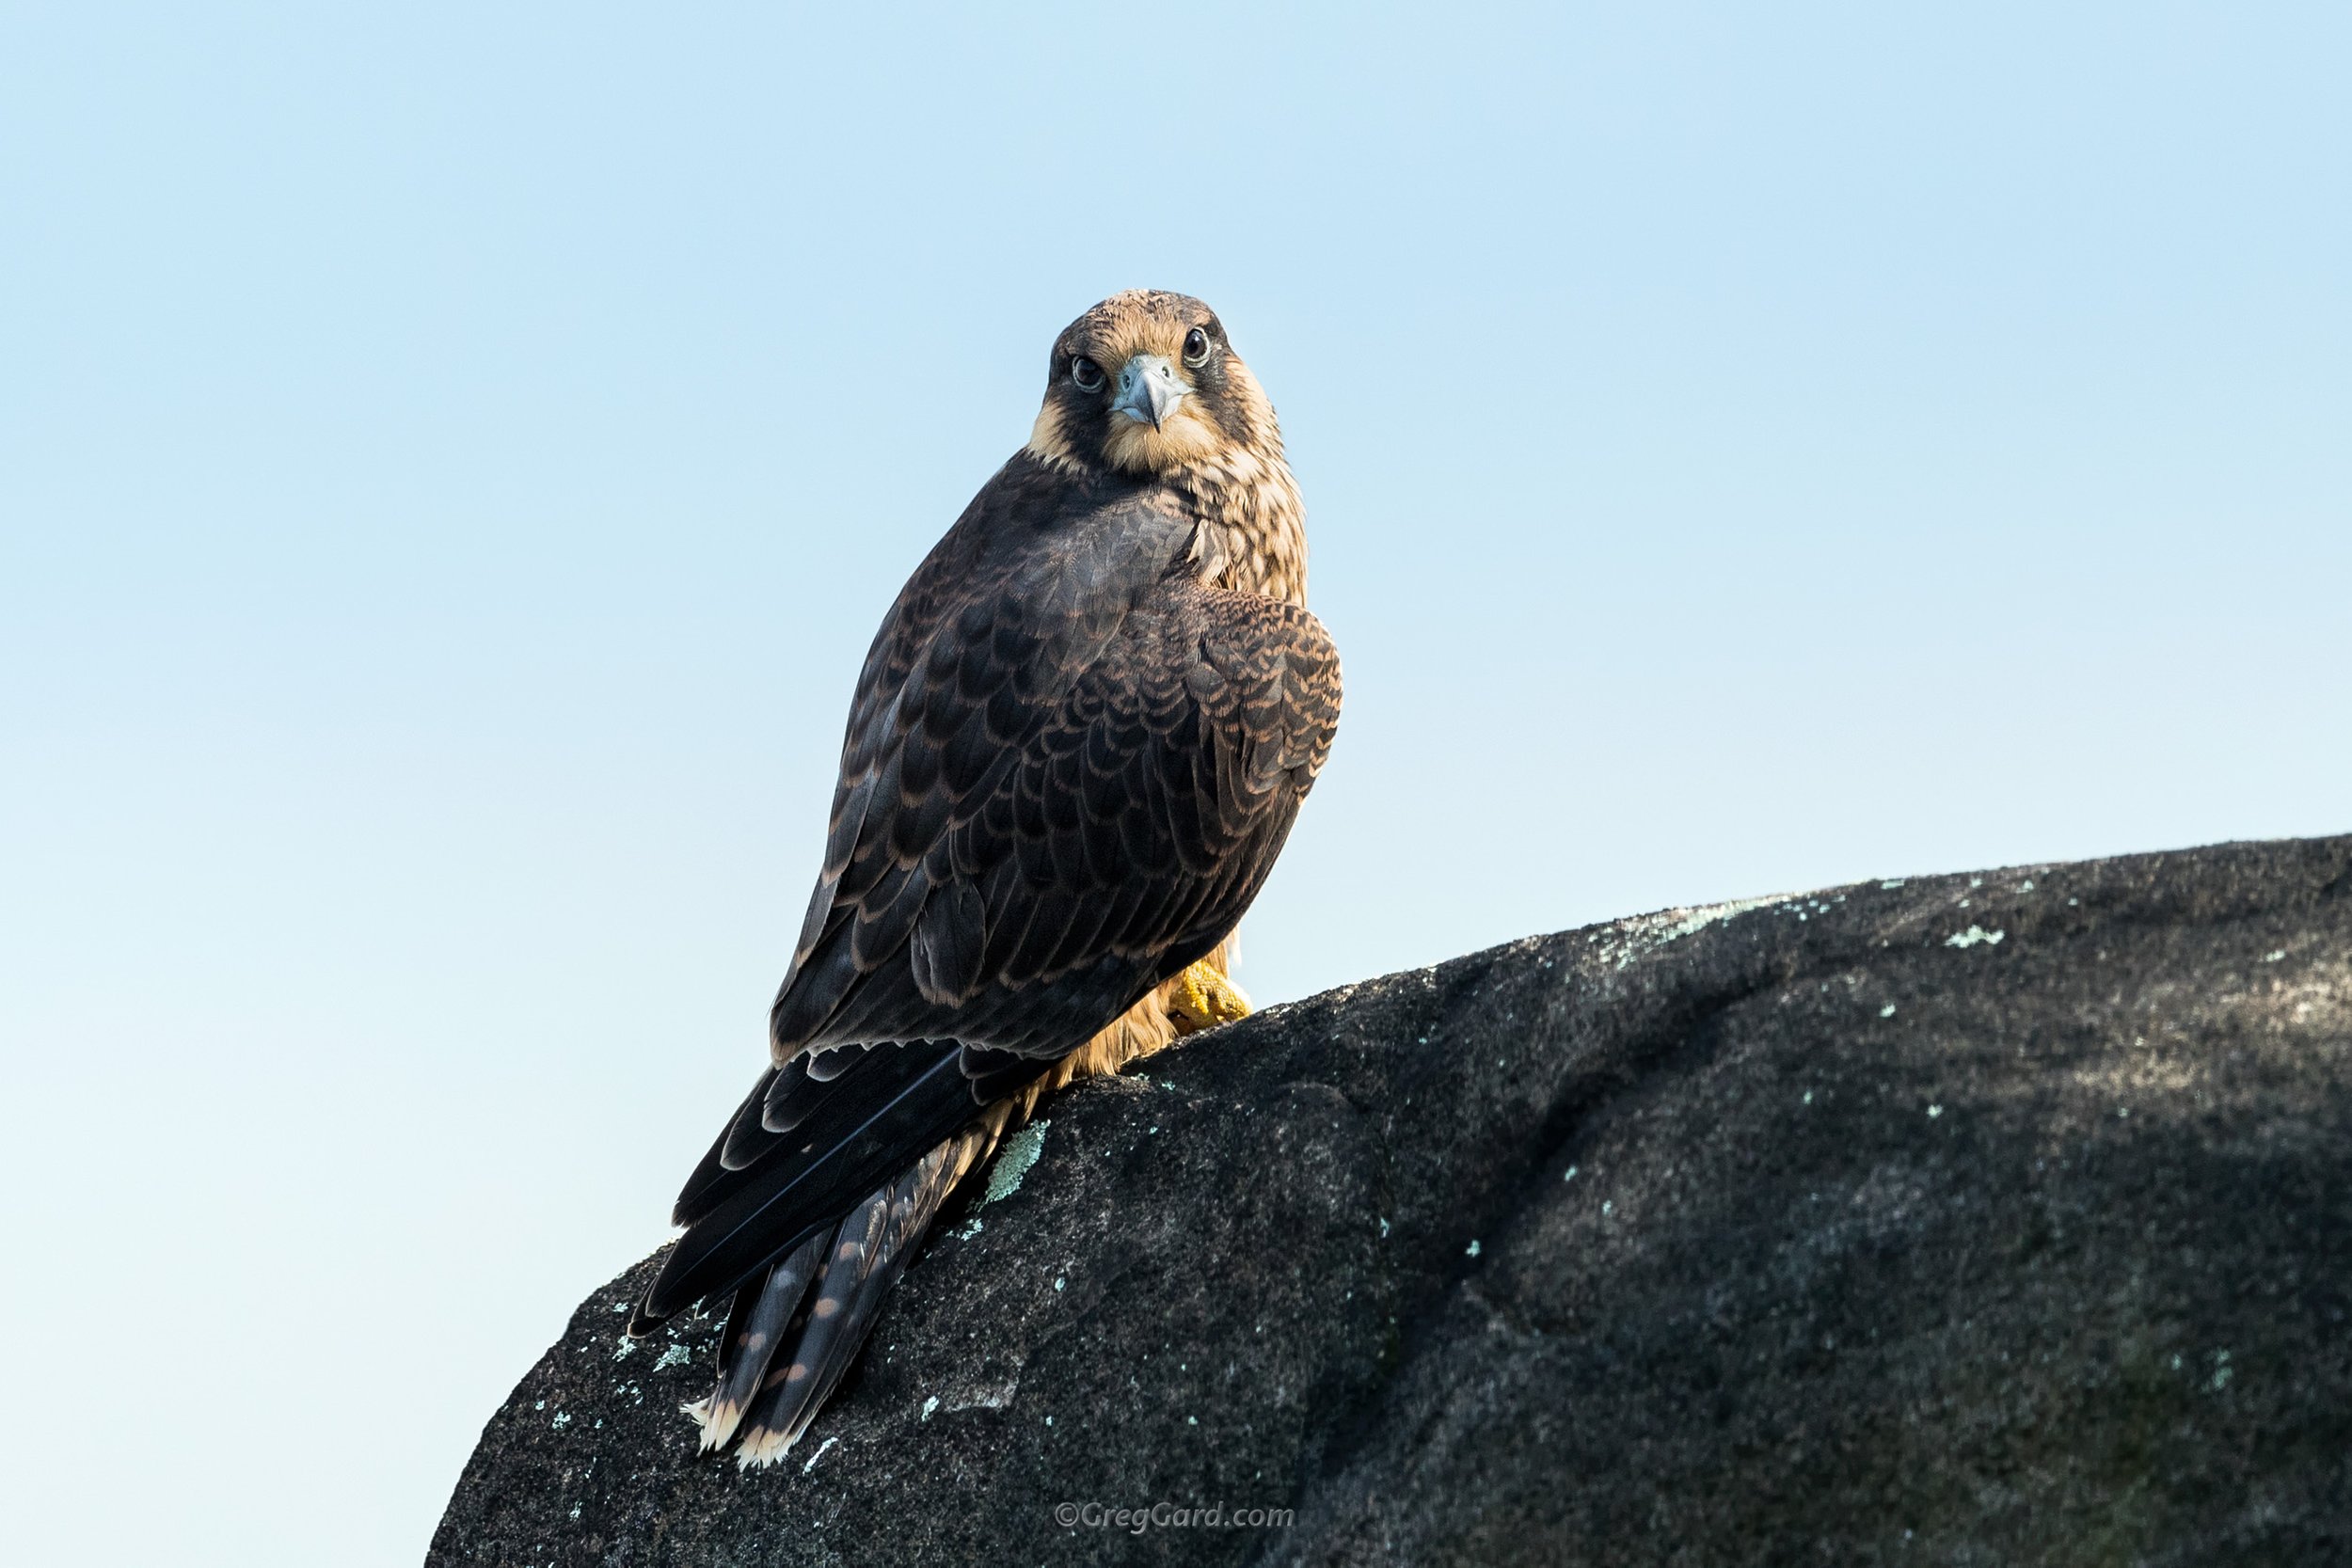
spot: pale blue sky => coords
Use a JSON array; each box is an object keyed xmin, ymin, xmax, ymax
[{"xmin": 3, "ymin": 5, "xmax": 2346, "ymax": 1564}]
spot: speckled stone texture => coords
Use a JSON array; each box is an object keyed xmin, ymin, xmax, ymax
[{"xmin": 429, "ymin": 835, "xmax": 2352, "ymax": 1567}]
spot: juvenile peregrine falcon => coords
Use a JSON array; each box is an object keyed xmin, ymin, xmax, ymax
[{"xmin": 628, "ymin": 291, "xmax": 1341, "ymax": 1465}]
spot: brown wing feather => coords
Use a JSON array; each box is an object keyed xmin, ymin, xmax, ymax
[{"xmin": 766, "ymin": 465, "xmax": 1338, "ymax": 1065}]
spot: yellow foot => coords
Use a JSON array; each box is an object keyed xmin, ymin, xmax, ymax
[{"xmin": 1166, "ymin": 958, "xmax": 1253, "ymax": 1036}]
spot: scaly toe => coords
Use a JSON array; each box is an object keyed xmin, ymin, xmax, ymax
[{"xmin": 1168, "ymin": 960, "xmax": 1253, "ymax": 1035}]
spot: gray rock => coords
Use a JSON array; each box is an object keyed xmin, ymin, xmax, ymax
[{"xmin": 429, "ymin": 834, "xmax": 2352, "ymax": 1566}]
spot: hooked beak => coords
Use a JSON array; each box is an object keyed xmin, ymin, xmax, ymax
[{"xmin": 1109, "ymin": 354, "xmax": 1188, "ymax": 431}]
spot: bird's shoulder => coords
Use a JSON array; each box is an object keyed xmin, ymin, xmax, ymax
[{"xmin": 898, "ymin": 453, "xmax": 1193, "ymax": 630}]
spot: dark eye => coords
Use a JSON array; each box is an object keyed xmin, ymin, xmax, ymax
[
  {"xmin": 1071, "ymin": 356, "xmax": 1105, "ymax": 391},
  {"xmin": 1183, "ymin": 327, "xmax": 1211, "ymax": 367}
]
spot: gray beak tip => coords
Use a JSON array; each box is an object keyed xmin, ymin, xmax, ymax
[{"xmin": 1113, "ymin": 354, "xmax": 1187, "ymax": 432}]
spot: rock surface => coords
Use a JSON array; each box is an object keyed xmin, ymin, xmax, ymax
[{"xmin": 430, "ymin": 835, "xmax": 2352, "ymax": 1566}]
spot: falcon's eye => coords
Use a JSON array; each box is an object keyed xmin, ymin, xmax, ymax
[
  {"xmin": 1071, "ymin": 356, "xmax": 1105, "ymax": 392},
  {"xmin": 1183, "ymin": 327, "xmax": 1211, "ymax": 367}
]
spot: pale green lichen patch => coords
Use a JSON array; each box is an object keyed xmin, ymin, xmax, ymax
[
  {"xmin": 1946, "ymin": 926, "xmax": 2005, "ymax": 949},
  {"xmin": 651, "ymin": 1343, "xmax": 691, "ymax": 1372},
  {"xmin": 1653, "ymin": 895, "xmax": 1783, "ymax": 946},
  {"xmin": 1595, "ymin": 894, "xmax": 1791, "ymax": 971},
  {"xmin": 981, "ymin": 1119, "xmax": 1051, "ymax": 1206}
]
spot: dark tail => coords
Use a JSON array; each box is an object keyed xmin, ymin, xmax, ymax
[
  {"xmin": 630, "ymin": 1039, "xmax": 1041, "ymax": 1464},
  {"xmin": 631, "ymin": 1041, "xmax": 978, "ymax": 1331},
  {"xmin": 690, "ymin": 1123, "xmax": 998, "ymax": 1465}
]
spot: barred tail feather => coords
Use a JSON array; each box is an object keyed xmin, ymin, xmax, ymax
[
  {"xmin": 732, "ymin": 1126, "xmax": 995, "ymax": 1468},
  {"xmin": 686, "ymin": 1228, "xmax": 829, "ymax": 1453}
]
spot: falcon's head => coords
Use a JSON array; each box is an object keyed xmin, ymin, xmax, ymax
[{"xmin": 1027, "ymin": 291, "xmax": 1280, "ymax": 479}]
